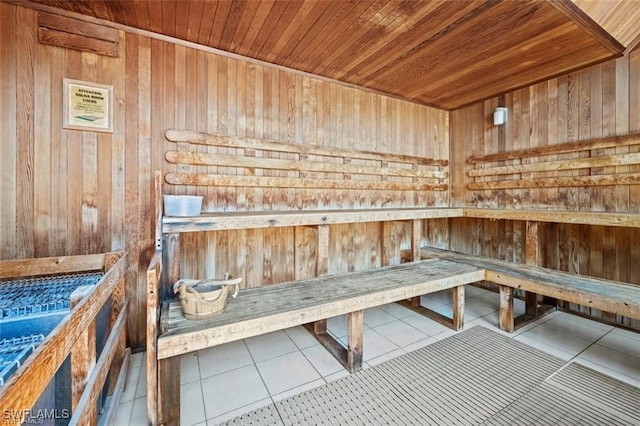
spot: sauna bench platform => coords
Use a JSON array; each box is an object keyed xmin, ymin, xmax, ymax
[
  {"xmin": 160, "ymin": 207, "xmax": 640, "ymax": 233},
  {"xmin": 415, "ymin": 247, "xmax": 640, "ymax": 332},
  {"xmin": 156, "ymin": 258, "xmax": 484, "ymax": 360}
]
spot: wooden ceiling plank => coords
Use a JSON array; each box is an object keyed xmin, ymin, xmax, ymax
[
  {"xmin": 547, "ymin": 0, "xmax": 625, "ymax": 55},
  {"xmin": 146, "ymin": 1, "xmax": 164, "ymax": 34},
  {"xmin": 362, "ymin": 0, "xmax": 516, "ymax": 88},
  {"xmin": 339, "ymin": 0, "xmax": 483, "ymax": 82},
  {"xmin": 274, "ymin": 0, "xmax": 345, "ymax": 67},
  {"xmin": 116, "ymin": 1, "xmax": 139, "ymax": 29},
  {"xmin": 196, "ymin": 0, "xmax": 219, "ymax": 47},
  {"xmin": 131, "ymin": 0, "xmax": 150, "ymax": 29},
  {"xmin": 161, "ymin": 0, "xmax": 177, "ymax": 37},
  {"xmin": 295, "ymin": 0, "xmax": 373, "ymax": 66},
  {"xmin": 314, "ymin": 0, "xmax": 406, "ymax": 76},
  {"xmin": 226, "ymin": 0, "xmax": 260, "ymax": 52},
  {"xmin": 207, "ymin": 0, "xmax": 232, "ymax": 48},
  {"xmin": 235, "ymin": 0, "xmax": 276, "ymax": 57},
  {"xmin": 259, "ymin": 0, "xmax": 314, "ymax": 63},
  {"xmin": 174, "ymin": 0, "xmax": 192, "ymax": 40},
  {"xmin": 186, "ymin": 0, "xmax": 205, "ymax": 42},
  {"xmin": 218, "ymin": 0, "xmax": 246, "ymax": 52},
  {"xmin": 250, "ymin": 1, "xmax": 302, "ymax": 61}
]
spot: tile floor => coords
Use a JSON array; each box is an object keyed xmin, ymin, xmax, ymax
[{"xmin": 115, "ymin": 285, "xmax": 640, "ymax": 425}]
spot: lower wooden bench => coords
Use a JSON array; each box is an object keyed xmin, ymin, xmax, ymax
[
  {"xmin": 415, "ymin": 247, "xmax": 640, "ymax": 333},
  {"xmin": 153, "ymin": 258, "xmax": 484, "ymax": 425}
]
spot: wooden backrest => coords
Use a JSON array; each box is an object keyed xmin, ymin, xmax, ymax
[
  {"xmin": 164, "ymin": 129, "xmax": 449, "ymax": 193},
  {"xmin": 467, "ymin": 132, "xmax": 640, "ymax": 190}
]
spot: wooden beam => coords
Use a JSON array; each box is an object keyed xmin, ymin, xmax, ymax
[
  {"xmin": 468, "ymin": 132, "xmax": 640, "ymax": 164},
  {"xmin": 313, "ymin": 224, "xmax": 329, "ymax": 335},
  {"xmin": 162, "ymin": 208, "xmax": 462, "ymax": 233},
  {"xmin": 452, "ymin": 285, "xmax": 465, "ymax": 330},
  {"xmin": 70, "ymin": 286, "xmax": 96, "ymax": 413},
  {"xmin": 469, "ymin": 172, "xmax": 640, "ymax": 190},
  {"xmin": 0, "ymin": 253, "xmax": 107, "ymax": 279},
  {"xmin": 547, "ymin": 0, "xmax": 625, "ymax": 55},
  {"xmin": 463, "ymin": 208, "xmax": 640, "ymax": 228},
  {"xmin": 69, "ymin": 301, "xmax": 128, "ymax": 425},
  {"xmin": 167, "ymin": 151, "xmax": 447, "ymax": 179},
  {"xmin": 166, "ymin": 172, "xmax": 447, "ymax": 191},
  {"xmin": 499, "ymin": 286, "xmax": 515, "ymax": 333},
  {"xmin": 166, "ymin": 129, "xmax": 448, "ymax": 167},
  {"xmin": 146, "ymin": 252, "xmax": 162, "ymax": 426},
  {"xmin": 468, "ymin": 151, "xmax": 640, "ymax": 177},
  {"xmin": 347, "ymin": 310, "xmax": 364, "ymax": 373},
  {"xmin": 525, "ymin": 221, "xmax": 541, "ymax": 317}
]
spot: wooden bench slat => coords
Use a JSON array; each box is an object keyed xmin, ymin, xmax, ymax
[{"xmin": 157, "ymin": 258, "xmax": 484, "ymax": 359}]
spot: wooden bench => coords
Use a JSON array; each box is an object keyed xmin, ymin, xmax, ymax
[
  {"xmin": 413, "ymin": 247, "xmax": 640, "ymax": 333},
  {"xmin": 150, "ymin": 258, "xmax": 484, "ymax": 424}
]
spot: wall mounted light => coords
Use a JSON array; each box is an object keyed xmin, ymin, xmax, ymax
[{"xmin": 493, "ymin": 107, "xmax": 508, "ymax": 126}]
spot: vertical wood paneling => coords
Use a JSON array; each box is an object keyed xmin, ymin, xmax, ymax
[
  {"xmin": 0, "ymin": 2, "xmax": 448, "ymax": 347},
  {"xmin": 450, "ymin": 44, "xmax": 640, "ymax": 329}
]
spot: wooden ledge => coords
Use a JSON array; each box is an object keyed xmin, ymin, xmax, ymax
[
  {"xmin": 461, "ymin": 208, "xmax": 640, "ymax": 228},
  {"xmin": 161, "ymin": 207, "xmax": 639, "ymax": 234},
  {"xmin": 162, "ymin": 208, "xmax": 462, "ymax": 232}
]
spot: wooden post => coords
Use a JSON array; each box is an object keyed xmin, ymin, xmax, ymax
[
  {"xmin": 70, "ymin": 286, "xmax": 96, "ymax": 418},
  {"xmin": 104, "ymin": 253, "xmax": 126, "ymax": 395},
  {"xmin": 381, "ymin": 221, "xmax": 392, "ymax": 267},
  {"xmin": 314, "ymin": 224, "xmax": 329, "ymax": 334},
  {"xmin": 146, "ymin": 252, "xmax": 162, "ymax": 426},
  {"xmin": 411, "ymin": 219, "xmax": 422, "ymax": 262},
  {"xmin": 499, "ymin": 285, "xmax": 514, "ymax": 332},
  {"xmin": 158, "ymin": 234, "xmax": 180, "ymax": 425},
  {"xmin": 347, "ymin": 310, "xmax": 364, "ymax": 373},
  {"xmin": 525, "ymin": 221, "xmax": 541, "ymax": 316},
  {"xmin": 452, "ymin": 285, "xmax": 465, "ymax": 330}
]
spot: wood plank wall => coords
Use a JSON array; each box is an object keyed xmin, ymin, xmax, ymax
[
  {"xmin": 450, "ymin": 50, "xmax": 640, "ymax": 327},
  {"xmin": 0, "ymin": 3, "xmax": 449, "ymax": 347}
]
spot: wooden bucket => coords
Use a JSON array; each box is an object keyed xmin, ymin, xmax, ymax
[{"xmin": 173, "ymin": 276, "xmax": 241, "ymax": 320}]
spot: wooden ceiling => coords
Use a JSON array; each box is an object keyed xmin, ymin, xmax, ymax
[{"xmin": 27, "ymin": 0, "xmax": 640, "ymax": 110}]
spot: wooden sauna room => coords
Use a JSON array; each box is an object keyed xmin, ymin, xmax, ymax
[{"xmin": 1, "ymin": 0, "xmax": 640, "ymax": 425}]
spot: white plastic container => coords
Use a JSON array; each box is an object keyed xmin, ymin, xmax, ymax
[{"xmin": 164, "ymin": 195, "xmax": 203, "ymax": 216}]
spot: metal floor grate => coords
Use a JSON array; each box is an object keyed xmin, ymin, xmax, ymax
[
  {"xmin": 220, "ymin": 326, "xmax": 640, "ymax": 426},
  {"xmin": 0, "ymin": 272, "xmax": 103, "ymax": 318}
]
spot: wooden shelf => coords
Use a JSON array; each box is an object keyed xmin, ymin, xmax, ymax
[
  {"xmin": 461, "ymin": 208, "xmax": 640, "ymax": 228},
  {"xmin": 161, "ymin": 207, "xmax": 640, "ymax": 233},
  {"xmin": 162, "ymin": 208, "xmax": 463, "ymax": 233}
]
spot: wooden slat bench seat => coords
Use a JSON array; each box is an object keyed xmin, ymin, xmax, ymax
[
  {"xmin": 413, "ymin": 247, "xmax": 640, "ymax": 333},
  {"xmin": 154, "ymin": 258, "xmax": 484, "ymax": 425}
]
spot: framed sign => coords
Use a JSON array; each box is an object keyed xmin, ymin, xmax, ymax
[{"xmin": 63, "ymin": 78, "xmax": 113, "ymax": 133}]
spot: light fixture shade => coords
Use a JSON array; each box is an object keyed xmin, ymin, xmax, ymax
[{"xmin": 493, "ymin": 107, "xmax": 507, "ymax": 126}]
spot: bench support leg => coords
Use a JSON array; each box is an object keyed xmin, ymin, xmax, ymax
[
  {"xmin": 452, "ymin": 285, "xmax": 465, "ymax": 330},
  {"xmin": 500, "ymin": 286, "xmax": 514, "ymax": 333},
  {"xmin": 397, "ymin": 286, "xmax": 466, "ymax": 331},
  {"xmin": 158, "ymin": 356, "xmax": 180, "ymax": 426},
  {"xmin": 347, "ymin": 310, "xmax": 364, "ymax": 372}
]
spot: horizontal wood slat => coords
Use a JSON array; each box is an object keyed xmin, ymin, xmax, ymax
[
  {"xmin": 468, "ymin": 132, "xmax": 640, "ymax": 190},
  {"xmin": 468, "ymin": 152, "xmax": 640, "ymax": 177},
  {"xmin": 166, "ymin": 172, "xmax": 447, "ymax": 191},
  {"xmin": 38, "ymin": 11, "xmax": 119, "ymax": 42},
  {"xmin": 165, "ymin": 129, "xmax": 449, "ymax": 194},
  {"xmin": 467, "ymin": 132, "xmax": 640, "ymax": 164},
  {"xmin": 166, "ymin": 129, "xmax": 449, "ymax": 167},
  {"xmin": 37, "ymin": 12, "xmax": 119, "ymax": 57},
  {"xmin": 469, "ymin": 172, "xmax": 640, "ymax": 190},
  {"xmin": 166, "ymin": 151, "xmax": 448, "ymax": 180}
]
